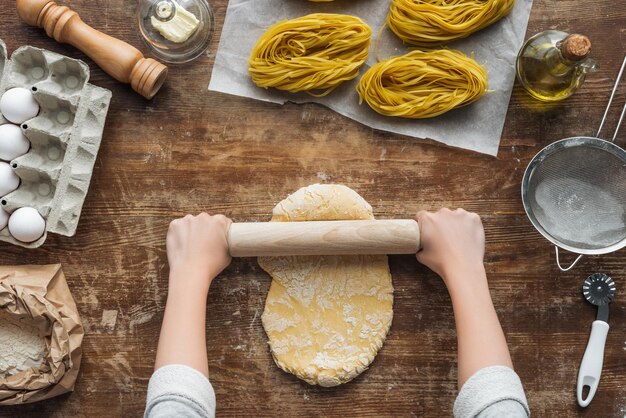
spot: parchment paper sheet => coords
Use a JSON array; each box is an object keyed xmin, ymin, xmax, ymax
[
  {"xmin": 209, "ymin": 0, "xmax": 533, "ymax": 156},
  {"xmin": 0, "ymin": 264, "xmax": 84, "ymax": 405}
]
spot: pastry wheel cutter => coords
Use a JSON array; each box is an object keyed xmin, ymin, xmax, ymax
[{"xmin": 577, "ymin": 273, "xmax": 617, "ymax": 407}]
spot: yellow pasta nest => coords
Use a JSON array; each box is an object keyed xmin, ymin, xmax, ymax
[
  {"xmin": 249, "ymin": 14, "xmax": 372, "ymax": 96},
  {"xmin": 387, "ymin": 0, "xmax": 515, "ymax": 46},
  {"xmin": 356, "ymin": 49, "xmax": 488, "ymax": 118}
]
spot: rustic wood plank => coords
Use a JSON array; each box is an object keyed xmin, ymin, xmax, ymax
[{"xmin": 0, "ymin": 0, "xmax": 625, "ymax": 417}]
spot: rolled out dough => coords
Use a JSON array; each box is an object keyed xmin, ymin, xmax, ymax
[{"xmin": 259, "ymin": 184, "xmax": 393, "ymax": 387}]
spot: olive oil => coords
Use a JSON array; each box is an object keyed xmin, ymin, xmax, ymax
[{"xmin": 516, "ymin": 30, "xmax": 598, "ymax": 101}]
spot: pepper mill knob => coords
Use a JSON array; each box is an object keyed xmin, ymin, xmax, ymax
[
  {"xmin": 16, "ymin": 0, "xmax": 168, "ymax": 99},
  {"xmin": 15, "ymin": 0, "xmax": 50, "ymax": 26}
]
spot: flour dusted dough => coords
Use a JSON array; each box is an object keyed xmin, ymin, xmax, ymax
[{"xmin": 259, "ymin": 184, "xmax": 393, "ymax": 387}]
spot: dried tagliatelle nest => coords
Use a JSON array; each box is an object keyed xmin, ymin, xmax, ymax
[
  {"xmin": 0, "ymin": 265, "xmax": 84, "ymax": 405},
  {"xmin": 249, "ymin": 13, "xmax": 372, "ymax": 96},
  {"xmin": 356, "ymin": 49, "xmax": 488, "ymax": 119},
  {"xmin": 387, "ymin": 0, "xmax": 515, "ymax": 46}
]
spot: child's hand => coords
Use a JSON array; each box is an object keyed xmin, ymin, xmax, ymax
[
  {"xmin": 415, "ymin": 208, "xmax": 485, "ymax": 283},
  {"xmin": 166, "ymin": 213, "xmax": 232, "ymax": 293}
]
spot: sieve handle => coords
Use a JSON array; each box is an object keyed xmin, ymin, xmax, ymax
[
  {"xmin": 597, "ymin": 55, "xmax": 626, "ymax": 142},
  {"xmin": 555, "ymin": 246, "xmax": 584, "ymax": 272}
]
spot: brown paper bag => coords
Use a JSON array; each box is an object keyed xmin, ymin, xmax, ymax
[{"xmin": 0, "ymin": 264, "xmax": 84, "ymax": 404}]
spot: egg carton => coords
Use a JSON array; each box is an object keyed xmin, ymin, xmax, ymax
[{"xmin": 0, "ymin": 39, "xmax": 111, "ymax": 248}]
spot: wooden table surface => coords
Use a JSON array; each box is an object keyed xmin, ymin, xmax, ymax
[{"xmin": 1, "ymin": 0, "xmax": 625, "ymax": 417}]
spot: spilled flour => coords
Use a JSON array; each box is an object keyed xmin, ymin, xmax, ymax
[{"xmin": 0, "ymin": 312, "xmax": 46, "ymax": 377}]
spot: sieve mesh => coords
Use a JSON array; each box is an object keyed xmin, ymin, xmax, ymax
[{"xmin": 527, "ymin": 143, "xmax": 626, "ymax": 250}]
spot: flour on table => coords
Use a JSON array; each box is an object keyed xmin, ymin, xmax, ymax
[
  {"xmin": 259, "ymin": 184, "xmax": 394, "ymax": 387},
  {"xmin": 0, "ymin": 312, "xmax": 46, "ymax": 378}
]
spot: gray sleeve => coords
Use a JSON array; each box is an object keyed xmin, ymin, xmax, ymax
[
  {"xmin": 144, "ymin": 364, "xmax": 216, "ymax": 418},
  {"xmin": 453, "ymin": 365, "xmax": 530, "ymax": 418}
]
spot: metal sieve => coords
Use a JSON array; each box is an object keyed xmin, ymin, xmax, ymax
[{"xmin": 522, "ymin": 56, "xmax": 626, "ymax": 271}]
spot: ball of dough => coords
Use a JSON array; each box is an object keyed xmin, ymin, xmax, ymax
[
  {"xmin": 0, "ymin": 88, "xmax": 40, "ymax": 124},
  {"xmin": 8, "ymin": 207, "xmax": 46, "ymax": 243},
  {"xmin": 259, "ymin": 184, "xmax": 394, "ymax": 387}
]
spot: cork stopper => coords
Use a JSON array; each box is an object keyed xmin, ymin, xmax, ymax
[{"xmin": 561, "ymin": 34, "xmax": 592, "ymax": 61}]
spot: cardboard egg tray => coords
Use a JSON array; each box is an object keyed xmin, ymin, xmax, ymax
[{"xmin": 0, "ymin": 39, "xmax": 111, "ymax": 248}]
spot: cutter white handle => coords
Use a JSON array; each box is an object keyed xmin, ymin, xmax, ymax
[{"xmin": 577, "ymin": 320, "xmax": 609, "ymax": 407}]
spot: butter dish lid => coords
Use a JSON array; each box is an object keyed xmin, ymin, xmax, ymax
[{"xmin": 137, "ymin": 0, "xmax": 214, "ymax": 64}]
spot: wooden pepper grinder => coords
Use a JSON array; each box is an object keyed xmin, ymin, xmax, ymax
[{"xmin": 16, "ymin": 0, "xmax": 168, "ymax": 99}]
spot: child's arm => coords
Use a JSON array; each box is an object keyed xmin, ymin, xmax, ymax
[
  {"xmin": 154, "ymin": 213, "xmax": 232, "ymax": 376},
  {"xmin": 416, "ymin": 209, "xmax": 529, "ymax": 417},
  {"xmin": 416, "ymin": 208, "xmax": 511, "ymax": 387},
  {"xmin": 145, "ymin": 213, "xmax": 231, "ymax": 418}
]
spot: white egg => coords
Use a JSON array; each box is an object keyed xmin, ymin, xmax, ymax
[
  {"xmin": 0, "ymin": 162, "xmax": 19, "ymax": 196},
  {"xmin": 0, "ymin": 88, "xmax": 40, "ymax": 124},
  {"xmin": 8, "ymin": 207, "xmax": 46, "ymax": 243},
  {"xmin": 0, "ymin": 124, "xmax": 30, "ymax": 160},
  {"xmin": 0, "ymin": 207, "xmax": 8, "ymax": 230}
]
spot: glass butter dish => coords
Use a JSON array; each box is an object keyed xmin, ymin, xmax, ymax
[{"xmin": 137, "ymin": 0, "xmax": 214, "ymax": 64}]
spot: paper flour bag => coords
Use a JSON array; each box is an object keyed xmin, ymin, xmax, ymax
[{"xmin": 0, "ymin": 264, "xmax": 84, "ymax": 404}]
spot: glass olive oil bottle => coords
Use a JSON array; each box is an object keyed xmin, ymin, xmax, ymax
[{"xmin": 516, "ymin": 30, "xmax": 598, "ymax": 101}]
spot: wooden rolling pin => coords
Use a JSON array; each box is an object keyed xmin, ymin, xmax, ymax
[
  {"xmin": 228, "ymin": 219, "xmax": 421, "ymax": 257},
  {"xmin": 16, "ymin": 0, "xmax": 168, "ymax": 99}
]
